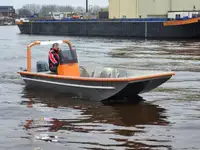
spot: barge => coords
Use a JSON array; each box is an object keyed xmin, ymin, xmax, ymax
[{"xmin": 16, "ymin": 17, "xmax": 200, "ymax": 39}]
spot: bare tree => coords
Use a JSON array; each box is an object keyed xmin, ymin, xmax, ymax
[
  {"xmin": 74, "ymin": 6, "xmax": 85, "ymax": 13},
  {"xmin": 17, "ymin": 3, "xmax": 103, "ymax": 18},
  {"xmin": 39, "ymin": 5, "xmax": 59, "ymax": 16},
  {"xmin": 16, "ymin": 8, "xmax": 32, "ymax": 17},
  {"xmin": 58, "ymin": 5, "xmax": 74, "ymax": 12},
  {"xmin": 22, "ymin": 4, "xmax": 41, "ymax": 15},
  {"xmin": 90, "ymin": 5, "xmax": 101, "ymax": 14}
]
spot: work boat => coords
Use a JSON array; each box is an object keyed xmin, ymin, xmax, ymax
[{"xmin": 18, "ymin": 40, "xmax": 175, "ymax": 101}]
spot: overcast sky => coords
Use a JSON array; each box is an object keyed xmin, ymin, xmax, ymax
[{"xmin": 1, "ymin": 0, "xmax": 108, "ymax": 9}]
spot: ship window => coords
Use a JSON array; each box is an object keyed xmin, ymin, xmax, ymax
[
  {"xmin": 59, "ymin": 49, "xmax": 78, "ymax": 64},
  {"xmin": 175, "ymin": 14, "xmax": 180, "ymax": 19},
  {"xmin": 192, "ymin": 13, "xmax": 197, "ymax": 18},
  {"xmin": 60, "ymin": 50, "xmax": 73, "ymax": 60}
]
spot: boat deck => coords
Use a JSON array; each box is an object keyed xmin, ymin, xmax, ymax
[{"xmin": 32, "ymin": 69, "xmax": 172, "ymax": 79}]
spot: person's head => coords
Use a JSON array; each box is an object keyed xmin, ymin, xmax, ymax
[{"xmin": 52, "ymin": 43, "xmax": 59, "ymax": 51}]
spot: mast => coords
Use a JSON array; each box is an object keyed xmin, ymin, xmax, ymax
[{"xmin": 86, "ymin": 0, "xmax": 88, "ymax": 13}]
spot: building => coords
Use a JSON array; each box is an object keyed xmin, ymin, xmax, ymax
[
  {"xmin": 0, "ymin": 6, "xmax": 15, "ymax": 17},
  {"xmin": 108, "ymin": 0, "xmax": 200, "ymax": 19}
]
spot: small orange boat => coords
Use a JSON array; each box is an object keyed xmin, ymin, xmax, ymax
[{"xmin": 18, "ymin": 40, "xmax": 175, "ymax": 101}]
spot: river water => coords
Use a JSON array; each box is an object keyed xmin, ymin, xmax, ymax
[{"xmin": 0, "ymin": 26, "xmax": 200, "ymax": 150}]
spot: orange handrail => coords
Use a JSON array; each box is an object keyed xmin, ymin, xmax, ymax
[{"xmin": 26, "ymin": 40, "xmax": 73, "ymax": 72}]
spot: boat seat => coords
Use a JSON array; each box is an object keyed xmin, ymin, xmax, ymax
[
  {"xmin": 79, "ymin": 66, "xmax": 90, "ymax": 77},
  {"xmin": 98, "ymin": 67, "xmax": 128, "ymax": 78},
  {"xmin": 79, "ymin": 66, "xmax": 128, "ymax": 78},
  {"xmin": 117, "ymin": 70, "xmax": 128, "ymax": 78}
]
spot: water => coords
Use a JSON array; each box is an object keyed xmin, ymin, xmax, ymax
[{"xmin": 0, "ymin": 26, "xmax": 200, "ymax": 150}]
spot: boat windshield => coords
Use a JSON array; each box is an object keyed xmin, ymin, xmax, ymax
[{"xmin": 58, "ymin": 46, "xmax": 78, "ymax": 64}]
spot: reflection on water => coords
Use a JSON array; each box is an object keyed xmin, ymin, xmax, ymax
[{"xmin": 19, "ymin": 88, "xmax": 171, "ymax": 149}]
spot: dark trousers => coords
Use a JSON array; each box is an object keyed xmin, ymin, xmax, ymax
[{"xmin": 49, "ymin": 66, "xmax": 57, "ymax": 73}]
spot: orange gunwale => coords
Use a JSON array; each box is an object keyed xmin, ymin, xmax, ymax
[
  {"xmin": 18, "ymin": 71, "xmax": 175, "ymax": 82},
  {"xmin": 163, "ymin": 17, "xmax": 200, "ymax": 26}
]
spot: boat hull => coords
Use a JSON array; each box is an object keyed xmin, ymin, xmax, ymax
[
  {"xmin": 20, "ymin": 73, "xmax": 128, "ymax": 101},
  {"xmin": 19, "ymin": 72, "xmax": 173, "ymax": 101},
  {"xmin": 17, "ymin": 20, "xmax": 200, "ymax": 39},
  {"xmin": 108, "ymin": 76, "xmax": 171, "ymax": 100}
]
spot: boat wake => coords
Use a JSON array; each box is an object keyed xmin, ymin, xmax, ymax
[{"xmin": 0, "ymin": 72, "xmax": 24, "ymax": 85}]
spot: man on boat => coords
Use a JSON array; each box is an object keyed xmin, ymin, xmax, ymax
[{"xmin": 48, "ymin": 43, "xmax": 60, "ymax": 73}]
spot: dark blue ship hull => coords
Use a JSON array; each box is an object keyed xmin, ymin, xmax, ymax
[{"xmin": 16, "ymin": 19, "xmax": 200, "ymax": 39}]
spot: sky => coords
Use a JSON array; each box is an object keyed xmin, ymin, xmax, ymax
[{"xmin": 1, "ymin": 0, "xmax": 108, "ymax": 9}]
